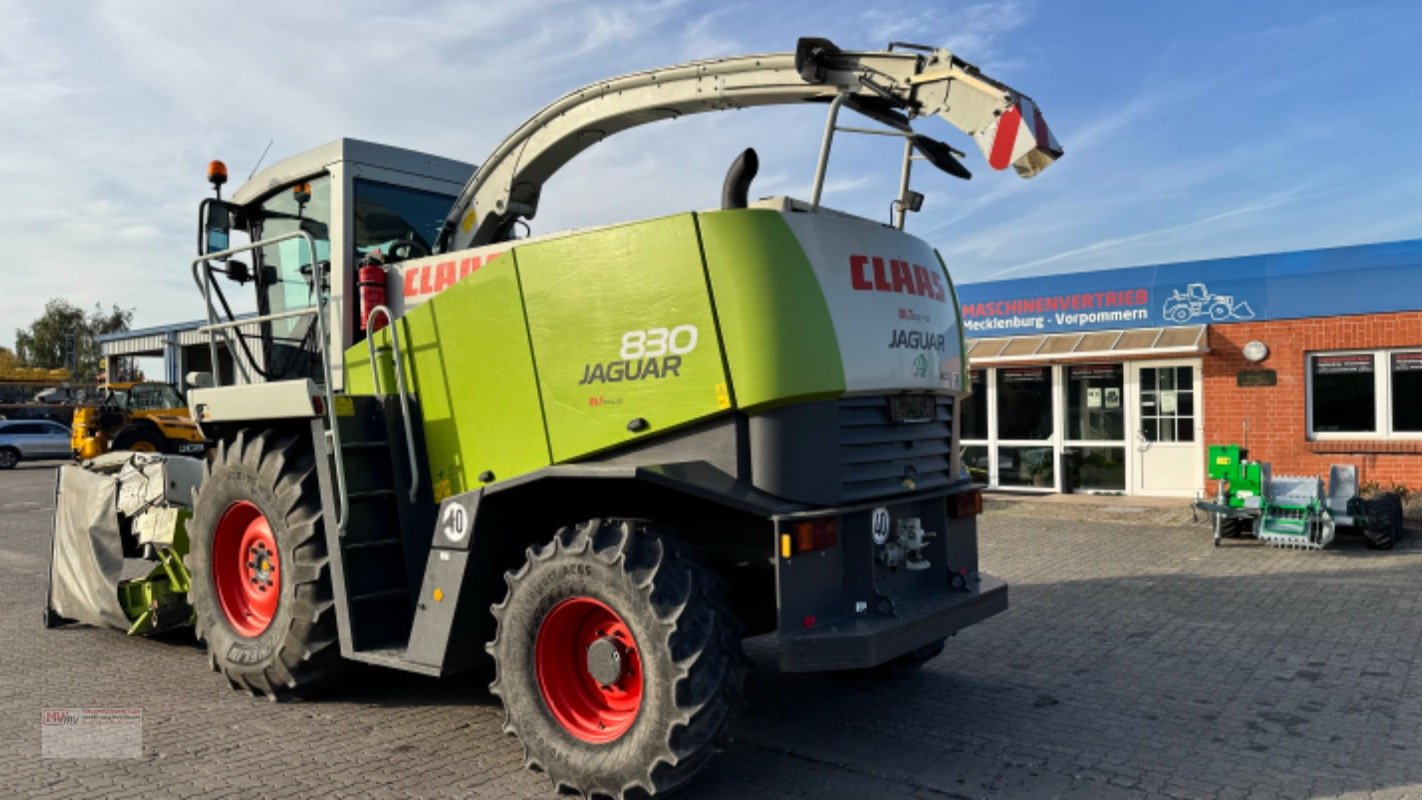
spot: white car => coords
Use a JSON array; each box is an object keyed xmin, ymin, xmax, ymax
[{"xmin": 0, "ymin": 419, "xmax": 72, "ymax": 469}]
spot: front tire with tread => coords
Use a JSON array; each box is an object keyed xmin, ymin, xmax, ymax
[
  {"xmin": 489, "ymin": 519, "xmax": 747, "ymax": 799},
  {"xmin": 186, "ymin": 429, "xmax": 342, "ymax": 699}
]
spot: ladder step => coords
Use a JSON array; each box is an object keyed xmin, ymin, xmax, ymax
[
  {"xmin": 350, "ymin": 588, "xmax": 409, "ymax": 603},
  {"xmin": 344, "ymin": 539, "xmax": 404, "ymax": 551},
  {"xmin": 347, "ymin": 489, "xmax": 396, "ymax": 501},
  {"xmin": 342, "ymin": 440, "xmax": 389, "ymax": 450}
]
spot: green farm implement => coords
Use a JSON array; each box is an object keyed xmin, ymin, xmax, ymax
[{"xmin": 1193, "ymin": 444, "xmax": 1403, "ymax": 550}]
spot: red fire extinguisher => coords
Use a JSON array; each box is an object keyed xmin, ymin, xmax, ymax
[{"xmin": 358, "ymin": 251, "xmax": 388, "ymax": 333}]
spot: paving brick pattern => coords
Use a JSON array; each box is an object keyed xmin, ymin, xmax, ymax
[{"xmin": 3, "ymin": 463, "xmax": 1421, "ymax": 799}]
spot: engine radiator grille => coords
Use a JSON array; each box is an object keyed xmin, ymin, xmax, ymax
[{"xmin": 838, "ymin": 394, "xmax": 954, "ymax": 503}]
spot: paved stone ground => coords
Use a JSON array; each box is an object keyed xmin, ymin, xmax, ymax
[{"xmin": 4, "ymin": 462, "xmax": 1422, "ymax": 799}]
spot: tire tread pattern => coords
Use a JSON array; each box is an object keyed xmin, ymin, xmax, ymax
[
  {"xmin": 186, "ymin": 429, "xmax": 342, "ymax": 700},
  {"xmin": 488, "ymin": 519, "xmax": 747, "ymax": 799}
]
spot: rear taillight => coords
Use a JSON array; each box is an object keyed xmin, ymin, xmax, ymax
[
  {"xmin": 949, "ymin": 489, "xmax": 983, "ymax": 518},
  {"xmin": 780, "ymin": 517, "xmax": 839, "ymax": 558}
]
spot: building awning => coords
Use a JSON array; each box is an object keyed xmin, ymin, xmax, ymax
[{"xmin": 967, "ymin": 324, "xmax": 1208, "ymax": 364}]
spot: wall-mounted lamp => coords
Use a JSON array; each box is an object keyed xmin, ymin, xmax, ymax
[{"xmin": 1242, "ymin": 341, "xmax": 1269, "ymax": 362}]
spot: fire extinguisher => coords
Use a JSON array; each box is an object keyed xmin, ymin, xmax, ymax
[{"xmin": 358, "ymin": 251, "xmax": 388, "ymax": 333}]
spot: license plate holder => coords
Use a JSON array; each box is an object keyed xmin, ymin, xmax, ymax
[{"xmin": 888, "ymin": 394, "xmax": 936, "ymax": 424}]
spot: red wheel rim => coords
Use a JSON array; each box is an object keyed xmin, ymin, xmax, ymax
[
  {"xmin": 211, "ymin": 500, "xmax": 280, "ymax": 637},
  {"xmin": 534, "ymin": 597, "xmax": 643, "ymax": 743}
]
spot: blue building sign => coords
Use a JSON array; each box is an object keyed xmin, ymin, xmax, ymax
[{"xmin": 955, "ymin": 238, "xmax": 1422, "ymax": 338}]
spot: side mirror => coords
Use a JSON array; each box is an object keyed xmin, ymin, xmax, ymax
[
  {"xmin": 225, "ymin": 260, "xmax": 251, "ymax": 284},
  {"xmin": 202, "ymin": 199, "xmax": 233, "ymax": 256},
  {"xmin": 911, "ymin": 135, "xmax": 972, "ymax": 181}
]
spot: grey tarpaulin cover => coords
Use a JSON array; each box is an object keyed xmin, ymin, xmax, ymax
[{"xmin": 49, "ymin": 464, "xmax": 129, "ymax": 629}]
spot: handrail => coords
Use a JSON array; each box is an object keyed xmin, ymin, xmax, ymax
[
  {"xmin": 809, "ymin": 93, "xmax": 850, "ymax": 211},
  {"xmin": 191, "ymin": 230, "xmax": 350, "ymax": 535},
  {"xmin": 197, "ymin": 306, "xmax": 317, "ymax": 333},
  {"xmin": 365, "ymin": 305, "xmax": 420, "ymax": 503}
]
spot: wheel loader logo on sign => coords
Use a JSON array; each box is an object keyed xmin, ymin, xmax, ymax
[{"xmin": 1161, "ymin": 282, "xmax": 1256, "ymax": 324}]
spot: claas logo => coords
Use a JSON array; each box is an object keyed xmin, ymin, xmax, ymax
[{"xmin": 849, "ymin": 255, "xmax": 946, "ymax": 302}]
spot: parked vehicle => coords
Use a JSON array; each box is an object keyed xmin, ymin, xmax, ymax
[{"xmin": 0, "ymin": 419, "xmax": 72, "ymax": 468}]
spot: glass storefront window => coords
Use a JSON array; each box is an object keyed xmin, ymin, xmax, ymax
[
  {"xmin": 996, "ymin": 367, "xmax": 1052, "ymax": 440},
  {"xmin": 1392, "ymin": 352, "xmax": 1422, "ymax": 432},
  {"xmin": 1139, "ymin": 365, "xmax": 1195, "ymax": 442},
  {"xmin": 1067, "ymin": 446, "xmax": 1125, "ymax": 492},
  {"xmin": 1311, "ymin": 354, "xmax": 1375, "ymax": 433},
  {"xmin": 960, "ymin": 445, "xmax": 989, "ymax": 483},
  {"xmin": 1066, "ymin": 364, "xmax": 1124, "ymax": 440},
  {"xmin": 998, "ymin": 445, "xmax": 1054, "ymax": 488},
  {"xmin": 961, "ymin": 369, "xmax": 987, "ymax": 440}
]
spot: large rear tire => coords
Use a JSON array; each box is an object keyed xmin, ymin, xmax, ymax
[
  {"xmin": 1362, "ymin": 493, "xmax": 1404, "ymax": 550},
  {"xmin": 489, "ymin": 519, "xmax": 746, "ymax": 799},
  {"xmin": 186, "ymin": 429, "xmax": 342, "ymax": 699}
]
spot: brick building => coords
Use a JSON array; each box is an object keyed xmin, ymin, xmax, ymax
[{"xmin": 954, "ymin": 238, "xmax": 1422, "ymax": 497}]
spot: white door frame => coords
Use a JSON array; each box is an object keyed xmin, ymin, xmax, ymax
[{"xmin": 1127, "ymin": 358, "xmax": 1204, "ymax": 497}]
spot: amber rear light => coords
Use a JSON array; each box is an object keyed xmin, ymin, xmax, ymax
[
  {"xmin": 949, "ymin": 489, "xmax": 983, "ymax": 518},
  {"xmin": 788, "ymin": 517, "xmax": 838, "ymax": 555}
]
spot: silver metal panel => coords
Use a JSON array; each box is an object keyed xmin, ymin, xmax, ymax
[
  {"xmin": 189, "ymin": 379, "xmax": 321, "ymax": 423},
  {"xmin": 232, "ymin": 138, "xmax": 473, "ymax": 206}
]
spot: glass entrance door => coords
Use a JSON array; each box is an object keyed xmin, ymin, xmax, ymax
[
  {"xmin": 1062, "ymin": 364, "xmax": 1127, "ymax": 492},
  {"xmin": 1129, "ymin": 360, "xmax": 1204, "ymax": 496}
]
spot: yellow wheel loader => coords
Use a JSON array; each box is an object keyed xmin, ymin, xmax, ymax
[{"xmin": 70, "ymin": 381, "xmax": 208, "ymax": 459}]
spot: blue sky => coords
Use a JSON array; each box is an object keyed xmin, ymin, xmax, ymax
[{"xmin": 1, "ymin": 0, "xmax": 1419, "ymax": 350}]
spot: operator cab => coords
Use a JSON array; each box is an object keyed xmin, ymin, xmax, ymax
[{"xmin": 197, "ymin": 140, "xmax": 474, "ymax": 388}]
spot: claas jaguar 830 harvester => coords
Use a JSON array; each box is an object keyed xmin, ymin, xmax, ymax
[{"xmin": 46, "ymin": 38, "xmax": 1061, "ymax": 797}]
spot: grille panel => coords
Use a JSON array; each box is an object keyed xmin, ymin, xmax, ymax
[{"xmin": 839, "ymin": 394, "xmax": 955, "ymax": 503}]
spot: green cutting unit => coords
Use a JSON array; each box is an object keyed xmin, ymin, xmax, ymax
[{"xmin": 1194, "ymin": 444, "xmax": 1403, "ymax": 550}]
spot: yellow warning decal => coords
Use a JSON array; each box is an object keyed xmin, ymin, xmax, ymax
[
  {"xmin": 334, "ymin": 396, "xmax": 355, "ymax": 417},
  {"xmin": 433, "ymin": 478, "xmax": 452, "ymax": 503},
  {"xmin": 715, "ymin": 382, "xmax": 731, "ymax": 410},
  {"xmin": 460, "ymin": 209, "xmax": 477, "ymax": 234}
]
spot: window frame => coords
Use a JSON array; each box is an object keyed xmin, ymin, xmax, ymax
[{"xmin": 1306, "ymin": 348, "xmax": 1422, "ymax": 440}]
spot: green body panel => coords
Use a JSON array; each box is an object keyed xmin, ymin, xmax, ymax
[
  {"xmin": 347, "ymin": 258, "xmax": 550, "ymax": 499},
  {"xmin": 1207, "ymin": 444, "xmax": 1263, "ymax": 508},
  {"xmin": 698, "ymin": 210, "xmax": 845, "ymax": 411},
  {"xmin": 117, "ymin": 514, "xmax": 192, "ymax": 635},
  {"xmin": 517, "ymin": 214, "xmax": 728, "ymax": 462},
  {"xmin": 342, "ymin": 207, "xmax": 972, "ymax": 495}
]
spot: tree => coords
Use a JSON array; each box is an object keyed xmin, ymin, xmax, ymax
[{"xmin": 14, "ymin": 300, "xmax": 134, "ymax": 383}]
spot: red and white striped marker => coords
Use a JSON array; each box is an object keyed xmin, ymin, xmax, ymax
[{"xmin": 979, "ymin": 96, "xmax": 1061, "ymax": 176}]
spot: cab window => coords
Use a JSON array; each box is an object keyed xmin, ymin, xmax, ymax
[
  {"xmin": 127, "ymin": 384, "xmax": 182, "ymax": 410},
  {"xmin": 353, "ymin": 179, "xmax": 456, "ymax": 257},
  {"xmin": 254, "ymin": 175, "xmax": 332, "ymax": 379},
  {"xmin": 256, "ymin": 175, "xmax": 331, "ymax": 318}
]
